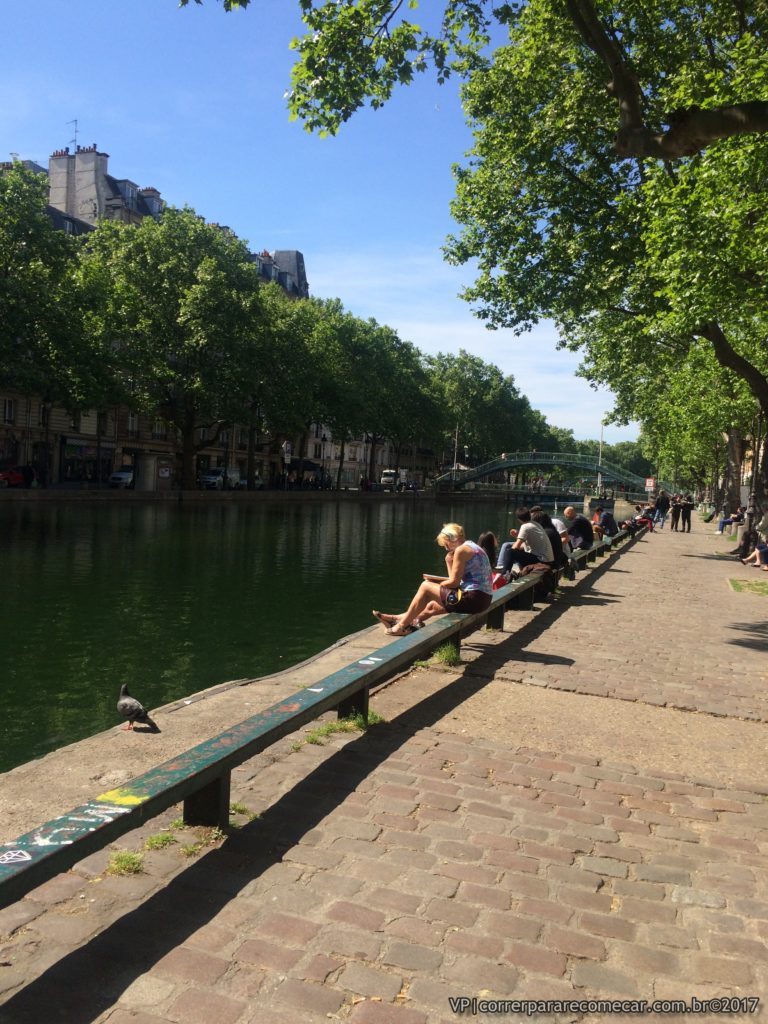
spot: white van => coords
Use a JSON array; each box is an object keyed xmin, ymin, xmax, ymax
[
  {"xmin": 380, "ymin": 469, "xmax": 398, "ymax": 491},
  {"xmin": 199, "ymin": 467, "xmax": 241, "ymax": 490}
]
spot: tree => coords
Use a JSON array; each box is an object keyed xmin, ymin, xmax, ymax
[
  {"xmin": 183, "ymin": 1, "xmax": 768, "ymax": 158},
  {"xmin": 425, "ymin": 350, "xmax": 541, "ymax": 465},
  {"xmin": 0, "ymin": 164, "xmax": 105, "ymax": 411},
  {"xmin": 79, "ymin": 207, "xmax": 265, "ymax": 488}
]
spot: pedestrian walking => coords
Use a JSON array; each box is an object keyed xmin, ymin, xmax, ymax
[
  {"xmin": 654, "ymin": 490, "xmax": 671, "ymax": 530},
  {"xmin": 679, "ymin": 495, "xmax": 694, "ymax": 533}
]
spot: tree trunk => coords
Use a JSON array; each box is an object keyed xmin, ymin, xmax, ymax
[
  {"xmin": 246, "ymin": 401, "xmax": 258, "ymax": 490},
  {"xmin": 698, "ymin": 322, "xmax": 768, "ymax": 412},
  {"xmin": 335, "ymin": 437, "xmax": 346, "ymax": 491},
  {"xmin": 757, "ymin": 434, "xmax": 768, "ymax": 507},
  {"xmin": 723, "ymin": 427, "xmax": 743, "ymax": 512},
  {"xmin": 368, "ymin": 434, "xmax": 380, "ymax": 484},
  {"xmin": 180, "ymin": 411, "xmax": 197, "ymax": 490}
]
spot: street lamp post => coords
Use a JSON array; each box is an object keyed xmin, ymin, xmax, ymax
[
  {"xmin": 321, "ymin": 433, "xmax": 327, "ymax": 489},
  {"xmin": 597, "ymin": 421, "xmax": 604, "ymax": 495}
]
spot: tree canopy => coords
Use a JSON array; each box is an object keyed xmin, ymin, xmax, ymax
[
  {"xmin": 181, "ymin": 0, "xmax": 768, "ymax": 493},
  {"xmin": 182, "ymin": 0, "xmax": 768, "ymax": 157},
  {"xmin": 0, "ymin": 164, "xmax": 99, "ymax": 409},
  {"xmin": 78, "ymin": 207, "xmax": 266, "ymax": 487}
]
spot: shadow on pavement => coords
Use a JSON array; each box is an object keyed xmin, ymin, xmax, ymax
[
  {"xmin": 726, "ymin": 621, "xmax": 768, "ymax": 652},
  {"xmin": 0, "ymin": 661, "xmax": 507, "ymax": 1023}
]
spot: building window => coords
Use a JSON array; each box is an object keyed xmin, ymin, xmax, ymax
[
  {"xmin": 97, "ymin": 411, "xmax": 108, "ymax": 435},
  {"xmin": 2, "ymin": 399, "xmax": 15, "ymax": 425},
  {"xmin": 236, "ymin": 428, "xmax": 247, "ymax": 449},
  {"xmin": 199, "ymin": 427, "xmax": 208, "ymax": 443},
  {"xmin": 151, "ymin": 418, "xmax": 168, "ymax": 440},
  {"xmin": 313, "ymin": 443, "xmax": 321, "ymax": 459},
  {"xmin": 70, "ymin": 410, "xmax": 81, "ymax": 432},
  {"xmin": 220, "ymin": 429, "xmax": 229, "ymax": 448},
  {"xmin": 127, "ymin": 412, "xmax": 139, "ymax": 438}
]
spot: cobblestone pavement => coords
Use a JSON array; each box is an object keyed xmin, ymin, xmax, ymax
[{"xmin": 1, "ymin": 522, "xmax": 767, "ymax": 1023}]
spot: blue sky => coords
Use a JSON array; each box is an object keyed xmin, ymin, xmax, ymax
[{"xmin": 3, "ymin": 0, "xmax": 636, "ymax": 442}]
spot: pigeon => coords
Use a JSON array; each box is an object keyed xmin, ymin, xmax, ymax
[{"xmin": 117, "ymin": 684, "xmax": 161, "ymax": 733}]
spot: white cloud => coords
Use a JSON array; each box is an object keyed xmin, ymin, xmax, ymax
[{"xmin": 308, "ymin": 245, "xmax": 639, "ymax": 443}]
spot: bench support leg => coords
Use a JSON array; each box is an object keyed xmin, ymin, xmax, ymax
[
  {"xmin": 511, "ymin": 588, "xmax": 535, "ymax": 610},
  {"xmin": 446, "ymin": 633, "xmax": 461, "ymax": 659},
  {"xmin": 338, "ymin": 687, "xmax": 369, "ymax": 723},
  {"xmin": 184, "ymin": 773, "xmax": 231, "ymax": 829},
  {"xmin": 487, "ymin": 605, "xmax": 505, "ymax": 630}
]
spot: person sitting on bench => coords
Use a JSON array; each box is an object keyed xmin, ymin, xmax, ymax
[
  {"xmin": 497, "ymin": 506, "xmax": 554, "ymax": 575},
  {"xmin": 563, "ymin": 505, "xmax": 595, "ymax": 549},
  {"xmin": 373, "ymin": 522, "xmax": 492, "ymax": 635},
  {"xmin": 716, "ymin": 506, "xmax": 746, "ymax": 534}
]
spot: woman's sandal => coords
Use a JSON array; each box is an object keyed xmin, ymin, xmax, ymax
[
  {"xmin": 372, "ymin": 610, "xmax": 398, "ymax": 626},
  {"xmin": 385, "ymin": 623, "xmax": 416, "ymax": 636}
]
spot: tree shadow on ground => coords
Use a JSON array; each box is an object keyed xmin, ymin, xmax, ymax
[
  {"xmin": 679, "ymin": 553, "xmax": 741, "ymax": 561},
  {"xmin": 725, "ymin": 621, "xmax": 768, "ymax": 653}
]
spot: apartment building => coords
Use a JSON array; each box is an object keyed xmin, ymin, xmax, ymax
[{"xmin": 1, "ymin": 145, "xmax": 432, "ymax": 489}]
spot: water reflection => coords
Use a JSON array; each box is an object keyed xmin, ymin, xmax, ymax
[{"xmin": 0, "ymin": 498, "xmax": 514, "ymax": 771}]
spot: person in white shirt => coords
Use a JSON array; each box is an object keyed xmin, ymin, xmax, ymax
[{"xmin": 497, "ymin": 506, "xmax": 554, "ymax": 574}]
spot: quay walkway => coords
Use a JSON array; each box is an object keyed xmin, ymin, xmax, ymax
[{"xmin": 0, "ymin": 519, "xmax": 766, "ymax": 1023}]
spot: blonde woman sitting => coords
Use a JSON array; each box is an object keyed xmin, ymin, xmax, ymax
[{"xmin": 373, "ymin": 522, "xmax": 493, "ymax": 636}]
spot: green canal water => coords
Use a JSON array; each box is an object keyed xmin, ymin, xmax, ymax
[{"xmin": 0, "ymin": 497, "xmax": 518, "ymax": 773}]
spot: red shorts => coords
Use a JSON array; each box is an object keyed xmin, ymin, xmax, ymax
[{"xmin": 440, "ymin": 587, "xmax": 492, "ymax": 615}]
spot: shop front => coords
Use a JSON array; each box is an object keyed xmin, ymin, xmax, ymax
[{"xmin": 59, "ymin": 438, "xmax": 115, "ymax": 484}]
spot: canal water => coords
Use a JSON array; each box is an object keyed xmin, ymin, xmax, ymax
[{"xmin": 0, "ymin": 497, "xmax": 519, "ymax": 773}]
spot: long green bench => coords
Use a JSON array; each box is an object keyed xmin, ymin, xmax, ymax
[{"xmin": 0, "ymin": 526, "xmax": 641, "ymax": 910}]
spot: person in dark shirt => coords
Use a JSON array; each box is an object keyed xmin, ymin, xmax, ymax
[
  {"xmin": 593, "ymin": 505, "xmax": 619, "ymax": 539},
  {"xmin": 679, "ymin": 495, "xmax": 694, "ymax": 533},
  {"xmin": 563, "ymin": 505, "xmax": 593, "ymax": 550},
  {"xmin": 654, "ymin": 491, "xmax": 671, "ymax": 530},
  {"xmin": 531, "ymin": 507, "xmax": 567, "ymax": 568}
]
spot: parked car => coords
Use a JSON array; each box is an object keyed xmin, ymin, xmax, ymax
[
  {"xmin": 109, "ymin": 467, "xmax": 134, "ymax": 489},
  {"xmin": 199, "ymin": 467, "xmax": 241, "ymax": 490},
  {"xmin": 0, "ymin": 466, "xmax": 25, "ymax": 488}
]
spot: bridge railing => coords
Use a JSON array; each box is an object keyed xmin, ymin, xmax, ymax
[{"xmin": 435, "ymin": 452, "xmax": 672, "ymax": 493}]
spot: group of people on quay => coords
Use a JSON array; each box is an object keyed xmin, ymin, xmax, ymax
[
  {"xmin": 631, "ymin": 490, "xmax": 695, "ymax": 532},
  {"xmin": 372, "ymin": 505, "xmax": 616, "ymax": 637}
]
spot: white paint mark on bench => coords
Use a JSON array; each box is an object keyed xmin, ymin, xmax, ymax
[{"xmin": 0, "ymin": 850, "xmax": 31, "ymax": 864}]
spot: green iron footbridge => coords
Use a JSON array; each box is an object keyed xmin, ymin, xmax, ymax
[{"xmin": 435, "ymin": 451, "xmax": 672, "ymax": 495}]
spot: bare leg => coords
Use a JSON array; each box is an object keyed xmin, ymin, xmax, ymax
[
  {"xmin": 372, "ymin": 610, "xmax": 398, "ymax": 625},
  {"xmin": 413, "ymin": 600, "xmax": 444, "ymax": 625},
  {"xmin": 393, "ymin": 580, "xmax": 444, "ymax": 630}
]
